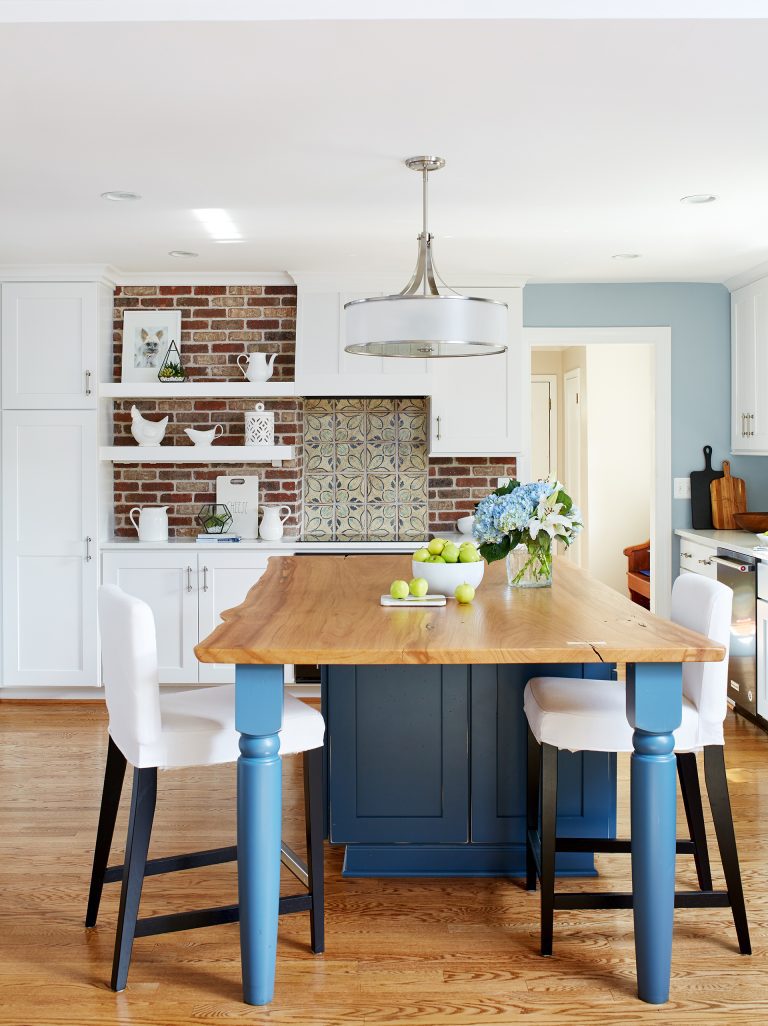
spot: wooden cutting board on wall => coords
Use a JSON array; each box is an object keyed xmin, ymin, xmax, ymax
[{"xmin": 710, "ymin": 461, "xmax": 747, "ymax": 529}]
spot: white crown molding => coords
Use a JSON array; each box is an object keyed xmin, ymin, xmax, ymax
[
  {"xmin": 724, "ymin": 260, "xmax": 768, "ymax": 293},
  {"xmin": 113, "ymin": 270, "xmax": 295, "ymax": 286},
  {"xmin": 0, "ymin": 263, "xmax": 119, "ymax": 285},
  {"xmin": 289, "ymin": 270, "xmax": 528, "ymax": 292}
]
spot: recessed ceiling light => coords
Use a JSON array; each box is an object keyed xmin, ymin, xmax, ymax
[
  {"xmin": 612, "ymin": 253, "xmax": 642, "ymax": 260},
  {"xmin": 168, "ymin": 250, "xmax": 198, "ymax": 258},
  {"xmin": 100, "ymin": 190, "xmax": 141, "ymax": 202},
  {"xmin": 680, "ymin": 194, "xmax": 718, "ymax": 204}
]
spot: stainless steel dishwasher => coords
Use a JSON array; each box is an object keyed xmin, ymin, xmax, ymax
[{"xmin": 715, "ymin": 547, "xmax": 757, "ymax": 720}]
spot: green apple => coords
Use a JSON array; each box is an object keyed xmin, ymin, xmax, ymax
[
  {"xmin": 389, "ymin": 579, "xmax": 409, "ymax": 600},
  {"xmin": 409, "ymin": 577, "xmax": 429, "ymax": 598},
  {"xmin": 459, "ymin": 546, "xmax": 480, "ymax": 563},
  {"xmin": 427, "ymin": 554, "xmax": 446, "ymax": 563},
  {"xmin": 442, "ymin": 542, "xmax": 460, "ymax": 564},
  {"xmin": 412, "ymin": 547, "xmax": 430, "ymax": 563},
  {"xmin": 454, "ymin": 583, "xmax": 476, "ymax": 604},
  {"xmin": 427, "ymin": 537, "xmax": 445, "ymax": 555}
]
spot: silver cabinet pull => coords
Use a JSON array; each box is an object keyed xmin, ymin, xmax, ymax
[
  {"xmin": 436, "ymin": 415, "xmax": 442, "ymax": 441},
  {"xmin": 742, "ymin": 413, "xmax": 747, "ymax": 437},
  {"xmin": 85, "ymin": 369, "xmax": 92, "ymax": 396},
  {"xmin": 186, "ymin": 566, "xmax": 193, "ymax": 592},
  {"xmin": 749, "ymin": 412, "xmax": 755, "ymax": 437},
  {"xmin": 202, "ymin": 565, "xmax": 209, "ymax": 592},
  {"xmin": 85, "ymin": 536, "xmax": 92, "ymax": 561},
  {"xmin": 698, "ymin": 558, "xmax": 713, "ymax": 566},
  {"xmin": 681, "ymin": 551, "xmax": 693, "ymax": 559}
]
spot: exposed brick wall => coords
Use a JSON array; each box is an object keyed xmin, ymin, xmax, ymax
[
  {"xmin": 113, "ymin": 399, "xmax": 302, "ymax": 539},
  {"xmin": 112, "ymin": 284, "xmax": 296, "ymax": 382},
  {"xmin": 112, "ymin": 283, "xmax": 300, "ymax": 538},
  {"xmin": 428, "ymin": 457, "xmax": 518, "ymax": 534}
]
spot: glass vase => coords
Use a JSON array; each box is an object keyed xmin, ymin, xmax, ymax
[{"xmin": 506, "ymin": 545, "xmax": 553, "ymax": 589}]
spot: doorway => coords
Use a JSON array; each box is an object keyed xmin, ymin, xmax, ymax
[{"xmin": 528, "ymin": 329, "xmax": 667, "ymax": 612}]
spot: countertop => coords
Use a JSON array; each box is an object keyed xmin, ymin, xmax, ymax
[
  {"xmin": 101, "ymin": 534, "xmax": 467, "ymax": 553},
  {"xmin": 675, "ymin": 527, "xmax": 768, "ymax": 560}
]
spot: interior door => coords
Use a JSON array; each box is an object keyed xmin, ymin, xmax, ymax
[
  {"xmin": 101, "ymin": 551, "xmax": 199, "ymax": 685},
  {"xmin": 530, "ymin": 374, "xmax": 557, "ymax": 480},
  {"xmin": 2, "ymin": 410, "xmax": 98, "ymax": 685},
  {"xmin": 197, "ymin": 553, "xmax": 270, "ymax": 684}
]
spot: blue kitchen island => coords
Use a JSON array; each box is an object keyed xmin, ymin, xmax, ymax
[{"xmin": 323, "ymin": 662, "xmax": 617, "ymax": 877}]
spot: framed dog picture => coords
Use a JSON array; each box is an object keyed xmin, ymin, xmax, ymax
[{"xmin": 121, "ymin": 310, "xmax": 182, "ymax": 382}]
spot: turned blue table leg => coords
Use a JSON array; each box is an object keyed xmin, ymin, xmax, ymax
[
  {"xmin": 235, "ymin": 663, "xmax": 284, "ymax": 1006},
  {"xmin": 626, "ymin": 662, "xmax": 682, "ymax": 1005}
]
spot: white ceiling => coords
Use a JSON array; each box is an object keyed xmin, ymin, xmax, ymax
[{"xmin": 2, "ymin": 14, "xmax": 768, "ymax": 283}]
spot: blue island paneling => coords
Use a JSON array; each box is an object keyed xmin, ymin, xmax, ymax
[{"xmin": 322, "ymin": 662, "xmax": 617, "ymax": 877}]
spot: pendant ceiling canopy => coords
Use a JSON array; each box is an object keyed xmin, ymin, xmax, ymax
[{"xmin": 344, "ymin": 157, "xmax": 508, "ymax": 359}]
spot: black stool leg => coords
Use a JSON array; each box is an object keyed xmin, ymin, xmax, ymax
[
  {"xmin": 703, "ymin": 746, "xmax": 751, "ymax": 955},
  {"xmin": 304, "ymin": 746, "xmax": 325, "ymax": 954},
  {"xmin": 86, "ymin": 737, "xmax": 127, "ymax": 927},
  {"xmin": 676, "ymin": 752, "xmax": 713, "ymax": 891},
  {"xmin": 111, "ymin": 767, "xmax": 157, "ymax": 991},
  {"xmin": 526, "ymin": 727, "xmax": 540, "ymax": 891},
  {"xmin": 540, "ymin": 743, "xmax": 559, "ymax": 956}
]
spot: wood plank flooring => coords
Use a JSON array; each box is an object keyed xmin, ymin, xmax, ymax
[{"xmin": 1, "ymin": 700, "xmax": 766, "ymax": 1025}]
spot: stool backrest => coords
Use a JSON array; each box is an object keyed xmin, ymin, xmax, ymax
[
  {"xmin": 98, "ymin": 585, "xmax": 162, "ymax": 749},
  {"xmin": 671, "ymin": 573, "xmax": 732, "ymax": 741}
]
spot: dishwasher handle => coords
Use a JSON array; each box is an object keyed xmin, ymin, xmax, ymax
[{"xmin": 712, "ymin": 555, "xmax": 756, "ymax": 573}]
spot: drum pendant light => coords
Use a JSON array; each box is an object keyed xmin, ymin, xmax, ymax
[{"xmin": 344, "ymin": 156, "xmax": 508, "ymax": 358}]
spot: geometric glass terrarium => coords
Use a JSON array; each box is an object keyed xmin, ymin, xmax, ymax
[
  {"xmin": 196, "ymin": 503, "xmax": 233, "ymax": 534},
  {"xmin": 158, "ymin": 339, "xmax": 186, "ymax": 383}
]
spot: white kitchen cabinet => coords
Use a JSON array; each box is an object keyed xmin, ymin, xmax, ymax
[
  {"xmin": 2, "ymin": 410, "xmax": 99, "ymax": 686},
  {"xmin": 429, "ymin": 287, "xmax": 524, "ymax": 455},
  {"xmin": 102, "ymin": 550, "xmax": 272, "ymax": 685},
  {"xmin": 1, "ymin": 283, "xmax": 102, "ymax": 409},
  {"xmin": 295, "ymin": 287, "xmax": 429, "ymax": 396},
  {"xmin": 197, "ymin": 552, "xmax": 270, "ymax": 684},
  {"xmin": 731, "ymin": 277, "xmax": 768, "ymax": 454},
  {"xmin": 678, "ymin": 539, "xmax": 717, "ymax": 579},
  {"xmin": 101, "ymin": 551, "xmax": 199, "ymax": 685}
]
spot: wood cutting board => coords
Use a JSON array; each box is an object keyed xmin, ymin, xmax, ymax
[
  {"xmin": 689, "ymin": 445, "xmax": 723, "ymax": 529},
  {"xmin": 710, "ymin": 460, "xmax": 747, "ymax": 530}
]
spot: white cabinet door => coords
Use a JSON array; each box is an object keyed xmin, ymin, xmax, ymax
[
  {"xmin": 1, "ymin": 283, "xmax": 98, "ymax": 409},
  {"xmin": 731, "ymin": 279, "xmax": 768, "ymax": 454},
  {"xmin": 197, "ymin": 552, "xmax": 270, "ymax": 684},
  {"xmin": 428, "ymin": 288, "xmax": 524, "ymax": 455},
  {"xmin": 295, "ymin": 288, "xmax": 429, "ymax": 396},
  {"xmin": 101, "ymin": 551, "xmax": 199, "ymax": 685},
  {"xmin": 2, "ymin": 411, "xmax": 98, "ymax": 686}
]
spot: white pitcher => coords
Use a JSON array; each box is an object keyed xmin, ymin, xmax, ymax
[
  {"xmin": 129, "ymin": 505, "xmax": 169, "ymax": 542},
  {"xmin": 259, "ymin": 504, "xmax": 291, "ymax": 541},
  {"xmin": 237, "ymin": 351, "xmax": 277, "ymax": 382}
]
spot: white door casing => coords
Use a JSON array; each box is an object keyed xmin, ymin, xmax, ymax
[{"xmin": 531, "ymin": 374, "xmax": 558, "ymax": 481}]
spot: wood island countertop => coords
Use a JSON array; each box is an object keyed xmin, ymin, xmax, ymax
[{"xmin": 195, "ymin": 555, "xmax": 725, "ymax": 667}]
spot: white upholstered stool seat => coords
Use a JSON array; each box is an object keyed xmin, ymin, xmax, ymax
[
  {"xmin": 113, "ymin": 686, "xmax": 325, "ymax": 769},
  {"xmin": 524, "ymin": 677, "xmax": 702, "ymax": 754}
]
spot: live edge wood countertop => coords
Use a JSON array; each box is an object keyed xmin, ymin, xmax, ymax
[{"xmin": 195, "ymin": 555, "xmax": 724, "ymax": 667}]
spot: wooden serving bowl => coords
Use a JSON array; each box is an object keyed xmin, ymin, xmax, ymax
[{"xmin": 733, "ymin": 512, "xmax": 768, "ymax": 532}]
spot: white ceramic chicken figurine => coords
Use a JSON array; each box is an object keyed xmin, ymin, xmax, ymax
[{"xmin": 130, "ymin": 404, "xmax": 169, "ymax": 446}]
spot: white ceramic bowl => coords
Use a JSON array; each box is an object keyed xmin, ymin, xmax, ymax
[
  {"xmin": 456, "ymin": 515, "xmax": 475, "ymax": 535},
  {"xmin": 411, "ymin": 557, "xmax": 485, "ymax": 596}
]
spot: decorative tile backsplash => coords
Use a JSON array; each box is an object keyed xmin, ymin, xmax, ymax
[{"xmin": 302, "ymin": 398, "xmax": 429, "ymax": 541}]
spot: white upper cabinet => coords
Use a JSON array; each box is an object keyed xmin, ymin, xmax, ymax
[
  {"xmin": 429, "ymin": 287, "xmax": 523, "ymax": 455},
  {"xmin": 2, "ymin": 410, "xmax": 99, "ymax": 686},
  {"xmin": 732, "ymin": 277, "xmax": 768, "ymax": 454},
  {"xmin": 1, "ymin": 282, "xmax": 100, "ymax": 408},
  {"xmin": 294, "ymin": 283, "xmax": 429, "ymax": 396}
]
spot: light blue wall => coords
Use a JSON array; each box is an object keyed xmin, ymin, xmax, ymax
[{"xmin": 523, "ymin": 283, "xmax": 768, "ymax": 540}]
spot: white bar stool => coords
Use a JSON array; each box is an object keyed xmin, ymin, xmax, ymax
[
  {"xmin": 86, "ymin": 584, "xmax": 326, "ymax": 991},
  {"xmin": 524, "ymin": 573, "xmax": 750, "ymax": 957}
]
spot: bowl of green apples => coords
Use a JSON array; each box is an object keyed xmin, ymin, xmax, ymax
[{"xmin": 412, "ymin": 537, "xmax": 485, "ymax": 596}]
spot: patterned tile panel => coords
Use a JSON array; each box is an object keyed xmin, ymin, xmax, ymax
[{"xmin": 302, "ymin": 397, "xmax": 428, "ymax": 541}]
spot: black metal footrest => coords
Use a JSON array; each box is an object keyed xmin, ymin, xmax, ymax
[
  {"xmin": 553, "ymin": 890, "xmax": 730, "ymax": 911},
  {"xmin": 104, "ymin": 845, "xmax": 237, "ymax": 883}
]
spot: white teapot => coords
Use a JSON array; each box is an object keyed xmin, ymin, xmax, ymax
[
  {"xmin": 237, "ymin": 351, "xmax": 277, "ymax": 382},
  {"xmin": 259, "ymin": 504, "xmax": 291, "ymax": 541}
]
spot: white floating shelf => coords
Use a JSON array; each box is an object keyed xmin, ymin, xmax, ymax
[
  {"xmin": 99, "ymin": 382, "xmax": 296, "ymax": 399},
  {"xmin": 100, "ymin": 445, "xmax": 295, "ymax": 466}
]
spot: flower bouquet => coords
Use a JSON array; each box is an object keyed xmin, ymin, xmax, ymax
[{"xmin": 472, "ymin": 478, "xmax": 582, "ymax": 588}]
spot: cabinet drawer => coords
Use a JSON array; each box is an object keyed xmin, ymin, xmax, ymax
[{"xmin": 679, "ymin": 540, "xmax": 716, "ymax": 578}]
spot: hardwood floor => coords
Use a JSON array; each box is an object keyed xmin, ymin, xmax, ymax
[{"xmin": 1, "ymin": 700, "xmax": 766, "ymax": 1025}]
